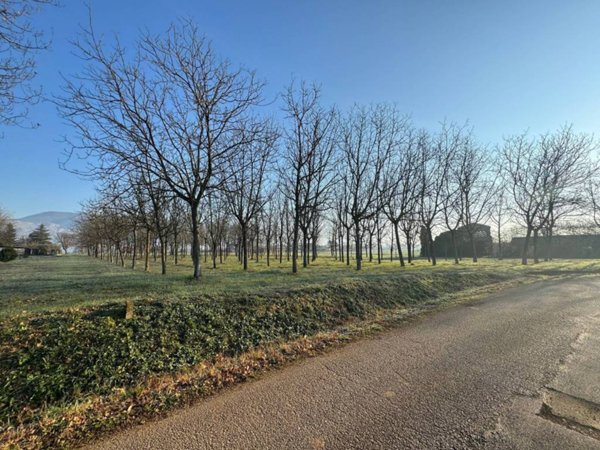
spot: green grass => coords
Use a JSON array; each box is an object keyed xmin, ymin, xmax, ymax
[
  {"xmin": 1, "ymin": 254, "xmax": 599, "ymax": 449},
  {"xmin": 2, "ymin": 254, "xmax": 600, "ymax": 317}
]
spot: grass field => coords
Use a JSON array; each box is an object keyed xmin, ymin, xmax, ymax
[
  {"xmin": 2, "ymin": 254, "xmax": 600, "ymax": 317},
  {"xmin": 1, "ymin": 255, "xmax": 599, "ymax": 449}
]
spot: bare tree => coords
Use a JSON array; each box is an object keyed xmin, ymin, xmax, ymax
[
  {"xmin": 57, "ymin": 20, "xmax": 266, "ymax": 279},
  {"xmin": 167, "ymin": 198, "xmax": 187, "ymax": 266},
  {"xmin": 333, "ymin": 181, "xmax": 353, "ymax": 266},
  {"xmin": 55, "ymin": 231, "xmax": 76, "ymax": 254},
  {"xmin": 0, "ymin": 0, "xmax": 56, "ymax": 125},
  {"xmin": 77, "ymin": 201, "xmax": 132, "ymax": 266},
  {"xmin": 262, "ymin": 195, "xmax": 279, "ymax": 266},
  {"xmin": 399, "ymin": 212, "xmax": 419, "ymax": 263},
  {"xmin": 489, "ymin": 181, "xmax": 512, "ymax": 260},
  {"xmin": 440, "ymin": 153, "xmax": 463, "ymax": 264},
  {"xmin": 587, "ymin": 176, "xmax": 600, "ymax": 232},
  {"xmin": 224, "ymin": 130, "xmax": 276, "ymax": 270},
  {"xmin": 536, "ymin": 126, "xmax": 594, "ymax": 261},
  {"xmin": 205, "ymin": 192, "xmax": 228, "ymax": 269},
  {"xmin": 339, "ymin": 105, "xmax": 393, "ymax": 270},
  {"xmin": 417, "ymin": 125, "xmax": 460, "ymax": 266},
  {"xmin": 271, "ymin": 192, "xmax": 289, "ymax": 264},
  {"xmin": 379, "ymin": 116, "xmax": 417, "ymax": 267},
  {"xmin": 456, "ymin": 133, "xmax": 495, "ymax": 263},
  {"xmin": 309, "ymin": 212, "xmax": 322, "ymax": 262},
  {"xmin": 99, "ymin": 170, "xmax": 171, "ymax": 273},
  {"xmin": 500, "ymin": 133, "xmax": 544, "ymax": 265},
  {"xmin": 501, "ymin": 126, "xmax": 594, "ymax": 264},
  {"xmin": 280, "ymin": 81, "xmax": 336, "ymax": 273}
]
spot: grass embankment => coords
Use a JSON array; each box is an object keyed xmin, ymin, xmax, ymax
[{"xmin": 0, "ymin": 256, "xmax": 596, "ymax": 449}]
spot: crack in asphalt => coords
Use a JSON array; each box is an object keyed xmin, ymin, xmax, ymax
[{"xmin": 539, "ymin": 388, "xmax": 600, "ymax": 440}]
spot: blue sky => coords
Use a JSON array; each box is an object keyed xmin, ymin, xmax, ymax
[{"xmin": 2, "ymin": 0, "xmax": 600, "ymax": 217}]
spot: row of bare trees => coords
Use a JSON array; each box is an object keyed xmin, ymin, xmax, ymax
[
  {"xmin": 62, "ymin": 21, "xmax": 600, "ymax": 279},
  {"xmin": 501, "ymin": 130, "xmax": 596, "ymax": 264}
]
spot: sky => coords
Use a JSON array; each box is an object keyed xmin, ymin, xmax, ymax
[{"xmin": 2, "ymin": 0, "xmax": 600, "ymax": 218}]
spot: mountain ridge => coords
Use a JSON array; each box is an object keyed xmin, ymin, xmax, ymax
[
  {"xmin": 13, "ymin": 211, "xmax": 79, "ymax": 239},
  {"xmin": 17, "ymin": 211, "xmax": 79, "ymax": 225}
]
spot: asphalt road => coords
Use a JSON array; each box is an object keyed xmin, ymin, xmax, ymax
[{"xmin": 89, "ymin": 276, "xmax": 600, "ymax": 449}]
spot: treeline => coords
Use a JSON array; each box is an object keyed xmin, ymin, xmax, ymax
[
  {"xmin": 63, "ymin": 21, "xmax": 600, "ymax": 279},
  {"xmin": 0, "ymin": 218, "xmax": 64, "ymax": 255}
]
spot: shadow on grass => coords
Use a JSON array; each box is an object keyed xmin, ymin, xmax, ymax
[{"xmin": 84, "ymin": 304, "xmax": 126, "ymax": 321}]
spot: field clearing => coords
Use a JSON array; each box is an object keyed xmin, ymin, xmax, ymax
[{"xmin": 2, "ymin": 255, "xmax": 600, "ymax": 316}]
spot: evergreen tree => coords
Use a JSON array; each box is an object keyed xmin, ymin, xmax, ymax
[
  {"xmin": 28, "ymin": 224, "xmax": 51, "ymax": 245},
  {"xmin": 0, "ymin": 223, "xmax": 17, "ymax": 246}
]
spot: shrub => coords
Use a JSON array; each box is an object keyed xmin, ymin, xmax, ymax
[{"xmin": 0, "ymin": 247, "xmax": 17, "ymax": 262}]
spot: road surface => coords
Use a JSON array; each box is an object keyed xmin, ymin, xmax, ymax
[{"xmin": 89, "ymin": 276, "xmax": 600, "ymax": 449}]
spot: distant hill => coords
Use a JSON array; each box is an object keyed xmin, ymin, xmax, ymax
[
  {"xmin": 17, "ymin": 211, "xmax": 79, "ymax": 228},
  {"xmin": 13, "ymin": 211, "xmax": 79, "ymax": 239}
]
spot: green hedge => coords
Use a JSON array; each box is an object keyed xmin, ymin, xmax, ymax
[{"xmin": 0, "ymin": 247, "xmax": 18, "ymax": 262}]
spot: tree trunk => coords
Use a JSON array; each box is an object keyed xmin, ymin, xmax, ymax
[
  {"xmin": 521, "ymin": 227, "xmax": 532, "ymax": 265},
  {"xmin": 533, "ymin": 228, "xmax": 540, "ymax": 264},
  {"xmin": 256, "ymin": 225, "xmax": 260, "ymax": 263},
  {"xmin": 292, "ymin": 218, "xmax": 300, "ymax": 273},
  {"xmin": 159, "ymin": 235, "xmax": 167, "ymax": 275},
  {"xmin": 376, "ymin": 221, "xmax": 382, "ymax": 264},
  {"xmin": 450, "ymin": 230, "xmax": 459, "ymax": 264},
  {"xmin": 131, "ymin": 227, "xmax": 137, "ymax": 270},
  {"xmin": 301, "ymin": 228, "xmax": 308, "ymax": 268},
  {"xmin": 545, "ymin": 227, "xmax": 554, "ymax": 261},
  {"xmin": 497, "ymin": 226, "xmax": 503, "ymax": 260},
  {"xmin": 144, "ymin": 229, "xmax": 150, "ymax": 272},
  {"xmin": 212, "ymin": 241, "xmax": 217, "ymax": 269},
  {"xmin": 470, "ymin": 231, "xmax": 478, "ymax": 263},
  {"xmin": 355, "ymin": 220, "xmax": 362, "ymax": 270},
  {"xmin": 393, "ymin": 222, "xmax": 405, "ymax": 267},
  {"xmin": 174, "ymin": 232, "xmax": 179, "ymax": 265},
  {"xmin": 191, "ymin": 202, "xmax": 202, "ymax": 279},
  {"xmin": 346, "ymin": 227, "xmax": 351, "ymax": 266},
  {"xmin": 242, "ymin": 225, "xmax": 249, "ymax": 271},
  {"xmin": 428, "ymin": 227, "xmax": 437, "ymax": 266},
  {"xmin": 266, "ymin": 235, "xmax": 271, "ymax": 267},
  {"xmin": 279, "ymin": 232, "xmax": 283, "ymax": 264},
  {"xmin": 390, "ymin": 227, "xmax": 394, "ymax": 262}
]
